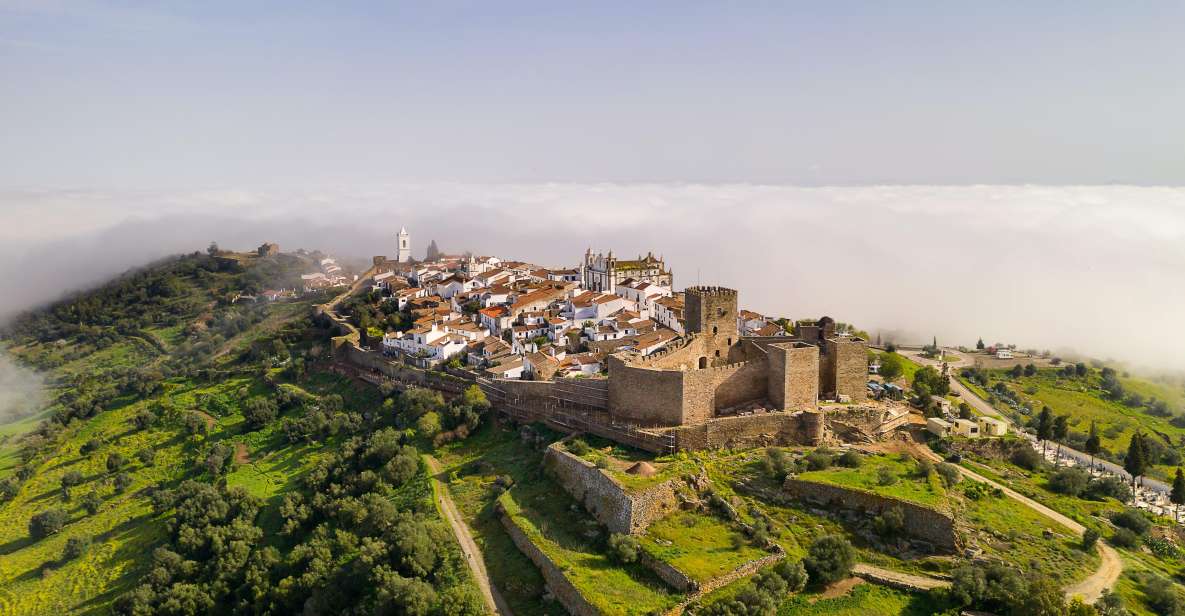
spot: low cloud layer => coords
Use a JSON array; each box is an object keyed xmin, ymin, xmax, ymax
[
  {"xmin": 2, "ymin": 184, "xmax": 1183, "ymax": 371},
  {"xmin": 0, "ymin": 352, "xmax": 45, "ymax": 423}
]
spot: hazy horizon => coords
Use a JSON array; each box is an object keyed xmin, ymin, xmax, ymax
[{"xmin": 3, "ymin": 182, "xmax": 1184, "ymax": 373}]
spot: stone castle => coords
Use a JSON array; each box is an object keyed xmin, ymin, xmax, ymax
[{"xmin": 606, "ymin": 286, "xmax": 867, "ymax": 428}]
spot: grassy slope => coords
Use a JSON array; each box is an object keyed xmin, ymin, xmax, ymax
[
  {"xmin": 963, "ymin": 368, "xmax": 1185, "ymax": 478},
  {"xmin": 642, "ymin": 509, "xmax": 768, "ymax": 583},
  {"xmin": 0, "ymin": 254, "xmax": 480, "ymax": 614}
]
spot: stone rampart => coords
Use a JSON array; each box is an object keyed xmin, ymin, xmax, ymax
[
  {"xmin": 497, "ymin": 506, "xmax": 601, "ymax": 616},
  {"xmin": 782, "ymin": 479, "xmax": 959, "ymax": 552},
  {"xmin": 664, "ymin": 411, "xmax": 824, "ymax": 450},
  {"xmin": 607, "ymin": 355, "xmax": 686, "ymax": 426},
  {"xmin": 544, "ymin": 443, "xmax": 682, "ymax": 534}
]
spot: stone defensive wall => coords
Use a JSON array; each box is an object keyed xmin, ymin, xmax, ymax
[
  {"xmin": 544, "ymin": 443, "xmax": 683, "ymax": 535},
  {"xmin": 331, "ymin": 340, "xmax": 474, "ymax": 395},
  {"xmin": 497, "ymin": 504, "xmax": 601, "ymax": 616},
  {"xmin": 782, "ymin": 479, "xmax": 960, "ymax": 552},
  {"xmin": 654, "ymin": 410, "xmax": 827, "ymax": 450}
]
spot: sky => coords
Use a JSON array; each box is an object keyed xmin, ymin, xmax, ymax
[{"xmin": 1, "ymin": 3, "xmax": 1184, "ymax": 370}]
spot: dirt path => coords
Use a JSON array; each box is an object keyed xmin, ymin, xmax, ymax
[
  {"xmin": 852, "ymin": 564, "xmax": 949, "ymax": 591},
  {"xmin": 233, "ymin": 442, "xmax": 250, "ymax": 465},
  {"xmin": 916, "ymin": 445, "xmax": 1121, "ymax": 602},
  {"xmin": 193, "ymin": 410, "xmax": 217, "ymax": 430},
  {"xmin": 424, "ymin": 455, "xmax": 512, "ymax": 616}
]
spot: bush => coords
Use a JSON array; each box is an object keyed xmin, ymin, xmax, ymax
[
  {"xmin": 914, "ymin": 458, "xmax": 935, "ymax": 478},
  {"xmin": 773, "ymin": 559, "xmax": 808, "ymax": 593},
  {"xmin": 836, "ymin": 450, "xmax": 862, "ymax": 468},
  {"xmin": 1082, "ymin": 528, "xmax": 1099, "ymax": 551},
  {"xmin": 61, "ymin": 470, "xmax": 84, "ymax": 489},
  {"xmin": 113, "ymin": 472, "xmax": 134, "ymax": 493},
  {"xmin": 876, "ymin": 466, "xmax": 898, "ymax": 486},
  {"xmin": 137, "ymin": 448, "xmax": 156, "ymax": 466},
  {"xmin": 1084, "ymin": 476, "xmax": 1131, "ymax": 502},
  {"xmin": 29, "ymin": 509, "xmax": 69, "ymax": 539},
  {"xmin": 242, "ymin": 396, "xmax": 278, "ymax": 430},
  {"xmin": 803, "ymin": 535, "xmax": 855, "ymax": 585},
  {"xmin": 81, "ymin": 491, "xmax": 101, "ymax": 515},
  {"xmin": 607, "ymin": 533, "xmax": 640, "ymax": 564},
  {"xmin": 873, "ymin": 506, "xmax": 906, "ymax": 539},
  {"xmin": 132, "ymin": 410, "xmax": 156, "ymax": 430},
  {"xmin": 764, "ymin": 447, "xmax": 791, "ymax": 480},
  {"xmin": 106, "ymin": 452, "xmax": 126, "ymax": 473},
  {"xmin": 1144, "ymin": 575, "xmax": 1182, "ymax": 616},
  {"xmin": 804, "ymin": 449, "xmax": 833, "ymax": 471},
  {"xmin": 62, "ymin": 535, "xmax": 91, "ymax": 560},
  {"xmin": 1110, "ymin": 509, "xmax": 1151, "ymax": 535},
  {"xmin": 567, "ymin": 439, "xmax": 590, "ymax": 456},
  {"xmin": 1010, "ymin": 446, "xmax": 1043, "ymax": 470},
  {"xmin": 935, "ymin": 463, "xmax": 961, "ymax": 487},
  {"xmin": 1048, "ymin": 467, "xmax": 1090, "ymax": 497},
  {"xmin": 1109, "ymin": 528, "xmax": 1140, "ymax": 548}
]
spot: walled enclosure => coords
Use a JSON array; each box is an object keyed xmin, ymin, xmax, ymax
[
  {"xmin": 544, "ymin": 443, "xmax": 683, "ymax": 535},
  {"xmin": 782, "ymin": 478, "xmax": 960, "ymax": 552}
]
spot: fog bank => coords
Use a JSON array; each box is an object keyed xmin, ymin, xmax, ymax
[
  {"xmin": 2, "ymin": 184, "xmax": 1183, "ymax": 370},
  {"xmin": 0, "ymin": 353, "xmax": 46, "ymax": 424}
]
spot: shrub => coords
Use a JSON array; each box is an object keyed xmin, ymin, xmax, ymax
[
  {"xmin": 29, "ymin": 509, "xmax": 69, "ymax": 539},
  {"xmin": 1110, "ymin": 509, "xmax": 1151, "ymax": 535},
  {"xmin": 804, "ymin": 449, "xmax": 833, "ymax": 471},
  {"xmin": 62, "ymin": 535, "xmax": 91, "ymax": 560},
  {"xmin": 137, "ymin": 448, "xmax": 155, "ymax": 466},
  {"xmin": 61, "ymin": 470, "xmax": 84, "ymax": 489},
  {"xmin": 773, "ymin": 559, "xmax": 808, "ymax": 593},
  {"xmin": 242, "ymin": 396, "xmax": 278, "ymax": 430},
  {"xmin": 81, "ymin": 491, "xmax": 101, "ymax": 515},
  {"xmin": 876, "ymin": 466, "xmax": 898, "ymax": 486},
  {"xmin": 1048, "ymin": 467, "xmax": 1089, "ymax": 497},
  {"xmin": 764, "ymin": 447, "xmax": 791, "ymax": 480},
  {"xmin": 1144, "ymin": 575, "xmax": 1182, "ymax": 616},
  {"xmin": 1010, "ymin": 446, "xmax": 1043, "ymax": 470},
  {"xmin": 80, "ymin": 438, "xmax": 102, "ymax": 455},
  {"xmin": 105, "ymin": 452, "xmax": 126, "ymax": 473},
  {"xmin": 113, "ymin": 472, "xmax": 134, "ymax": 493},
  {"xmin": 935, "ymin": 463, "xmax": 961, "ymax": 487},
  {"xmin": 1082, "ymin": 528, "xmax": 1099, "ymax": 551},
  {"xmin": 914, "ymin": 458, "xmax": 935, "ymax": 478},
  {"xmin": 132, "ymin": 410, "xmax": 156, "ymax": 430},
  {"xmin": 804, "ymin": 535, "xmax": 855, "ymax": 585},
  {"xmin": 836, "ymin": 450, "xmax": 862, "ymax": 468},
  {"xmin": 608, "ymin": 533, "xmax": 640, "ymax": 564},
  {"xmin": 567, "ymin": 439, "xmax": 590, "ymax": 456},
  {"xmin": 1109, "ymin": 528, "xmax": 1140, "ymax": 548},
  {"xmin": 874, "ymin": 506, "xmax": 906, "ymax": 539},
  {"xmin": 1084, "ymin": 476, "xmax": 1131, "ymax": 502}
]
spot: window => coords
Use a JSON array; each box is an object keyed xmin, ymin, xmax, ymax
[
  {"xmin": 698, "ymin": 357, "xmax": 707, "ymax": 369},
  {"xmin": 712, "ymin": 326, "xmax": 718, "ymax": 334},
  {"xmin": 715, "ymin": 350, "xmax": 720, "ymax": 357}
]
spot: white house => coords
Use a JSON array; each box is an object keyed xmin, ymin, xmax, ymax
[
  {"xmin": 652, "ymin": 294, "xmax": 685, "ymax": 335},
  {"xmin": 926, "ymin": 417, "xmax": 953, "ymax": 437},
  {"xmin": 977, "ymin": 416, "xmax": 1008, "ymax": 436},
  {"xmin": 952, "ymin": 418, "xmax": 980, "ymax": 438}
]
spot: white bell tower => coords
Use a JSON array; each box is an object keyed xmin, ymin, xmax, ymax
[{"xmin": 397, "ymin": 227, "xmax": 411, "ymax": 263}]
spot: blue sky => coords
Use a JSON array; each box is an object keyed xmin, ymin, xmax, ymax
[{"xmin": 2, "ymin": 1, "xmax": 1183, "ymax": 186}]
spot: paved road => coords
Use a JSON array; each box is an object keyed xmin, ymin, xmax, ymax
[
  {"xmin": 903, "ymin": 349, "xmax": 1171, "ymax": 495},
  {"xmin": 425, "ymin": 455, "xmax": 513, "ymax": 616}
]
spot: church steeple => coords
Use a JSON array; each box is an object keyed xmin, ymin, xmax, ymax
[{"xmin": 397, "ymin": 227, "xmax": 411, "ymax": 263}]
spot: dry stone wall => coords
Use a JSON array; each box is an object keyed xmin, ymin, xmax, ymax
[
  {"xmin": 782, "ymin": 479, "xmax": 959, "ymax": 552},
  {"xmin": 544, "ymin": 444, "xmax": 682, "ymax": 535},
  {"xmin": 497, "ymin": 507, "xmax": 601, "ymax": 616}
]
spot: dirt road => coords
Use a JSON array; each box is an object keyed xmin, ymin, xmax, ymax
[
  {"xmin": 852, "ymin": 563, "xmax": 949, "ymax": 591},
  {"xmin": 916, "ymin": 444, "xmax": 1121, "ymax": 602},
  {"xmin": 424, "ymin": 455, "xmax": 512, "ymax": 616}
]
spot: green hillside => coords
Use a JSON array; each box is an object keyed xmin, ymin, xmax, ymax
[{"xmin": 0, "ymin": 251, "xmax": 483, "ymax": 615}]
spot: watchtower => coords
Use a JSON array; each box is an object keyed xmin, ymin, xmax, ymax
[{"xmin": 685, "ymin": 286, "xmax": 738, "ymax": 366}]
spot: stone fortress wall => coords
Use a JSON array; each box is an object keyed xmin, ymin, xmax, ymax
[
  {"xmin": 606, "ymin": 286, "xmax": 867, "ymax": 429},
  {"xmin": 543, "ymin": 442, "xmax": 683, "ymax": 535}
]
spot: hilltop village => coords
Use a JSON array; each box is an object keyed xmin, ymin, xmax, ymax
[{"xmin": 314, "ymin": 228, "xmax": 921, "ymax": 453}]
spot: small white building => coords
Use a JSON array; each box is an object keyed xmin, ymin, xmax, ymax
[
  {"xmin": 952, "ymin": 418, "xmax": 980, "ymax": 438},
  {"xmin": 927, "ymin": 417, "xmax": 953, "ymax": 438},
  {"xmin": 995, "ymin": 348, "xmax": 1013, "ymax": 359},
  {"xmin": 977, "ymin": 416, "xmax": 1008, "ymax": 437}
]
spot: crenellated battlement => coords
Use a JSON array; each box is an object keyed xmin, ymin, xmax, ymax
[{"xmin": 686, "ymin": 286, "xmax": 737, "ymax": 297}]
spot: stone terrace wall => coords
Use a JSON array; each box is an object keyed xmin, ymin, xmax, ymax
[
  {"xmin": 334, "ymin": 343, "xmax": 472, "ymax": 394},
  {"xmin": 782, "ymin": 479, "xmax": 959, "ymax": 552},
  {"xmin": 544, "ymin": 444, "xmax": 682, "ymax": 535},
  {"xmin": 662, "ymin": 550, "xmax": 786, "ymax": 616},
  {"xmin": 497, "ymin": 506, "xmax": 600, "ymax": 616}
]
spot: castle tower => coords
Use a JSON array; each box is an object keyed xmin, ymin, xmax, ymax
[
  {"xmin": 397, "ymin": 227, "xmax": 411, "ymax": 263},
  {"xmin": 685, "ymin": 286, "xmax": 739, "ymax": 366}
]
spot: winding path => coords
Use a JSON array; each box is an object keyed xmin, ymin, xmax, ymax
[
  {"xmin": 901, "ymin": 349, "xmax": 1123, "ymax": 602},
  {"xmin": 424, "ymin": 455, "xmax": 512, "ymax": 616}
]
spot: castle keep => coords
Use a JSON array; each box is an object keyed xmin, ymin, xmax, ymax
[{"xmin": 607, "ymin": 286, "xmax": 866, "ymax": 427}]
